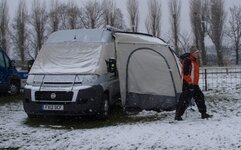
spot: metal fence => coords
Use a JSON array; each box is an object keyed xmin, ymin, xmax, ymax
[{"xmin": 199, "ymin": 66, "xmax": 241, "ymax": 91}]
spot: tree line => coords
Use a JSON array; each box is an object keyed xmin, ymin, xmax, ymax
[{"xmin": 0, "ymin": 0, "xmax": 241, "ymax": 66}]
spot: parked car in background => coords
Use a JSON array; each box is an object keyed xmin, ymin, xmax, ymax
[
  {"xmin": 0, "ymin": 47, "xmax": 20, "ymax": 95},
  {"xmin": 18, "ymin": 70, "xmax": 28, "ymax": 90}
]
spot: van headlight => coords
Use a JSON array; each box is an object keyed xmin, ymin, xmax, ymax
[
  {"xmin": 82, "ymin": 75, "xmax": 99, "ymax": 85},
  {"xmin": 27, "ymin": 75, "xmax": 44, "ymax": 86},
  {"xmin": 26, "ymin": 75, "xmax": 34, "ymax": 85}
]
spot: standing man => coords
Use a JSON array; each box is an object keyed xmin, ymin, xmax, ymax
[{"xmin": 175, "ymin": 46, "xmax": 212, "ymax": 121}]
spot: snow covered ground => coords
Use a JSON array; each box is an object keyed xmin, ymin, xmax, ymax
[
  {"xmin": 1, "ymin": 81, "xmax": 241, "ymax": 149},
  {"xmin": 0, "ymin": 87, "xmax": 241, "ymax": 150}
]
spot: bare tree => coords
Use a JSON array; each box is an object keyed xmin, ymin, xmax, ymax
[
  {"xmin": 227, "ymin": 6, "xmax": 241, "ymax": 65},
  {"xmin": 208, "ymin": 0, "xmax": 226, "ymax": 66},
  {"xmin": 80, "ymin": 1, "xmax": 103, "ymax": 29},
  {"xmin": 0, "ymin": 0, "xmax": 9, "ymax": 53},
  {"xmin": 200, "ymin": 0, "xmax": 209, "ymax": 65},
  {"xmin": 58, "ymin": 3, "xmax": 69, "ymax": 30},
  {"xmin": 67, "ymin": 1, "xmax": 80, "ymax": 29},
  {"xmin": 145, "ymin": 0, "xmax": 162, "ymax": 37},
  {"xmin": 114, "ymin": 8, "xmax": 126, "ymax": 30},
  {"xmin": 190, "ymin": 0, "xmax": 201, "ymax": 49},
  {"xmin": 178, "ymin": 31, "xmax": 193, "ymax": 53},
  {"xmin": 127, "ymin": 0, "xmax": 139, "ymax": 32},
  {"xmin": 190, "ymin": 0, "xmax": 209, "ymax": 65},
  {"xmin": 169, "ymin": 0, "xmax": 181, "ymax": 55},
  {"xmin": 11, "ymin": 0, "xmax": 29, "ymax": 64},
  {"xmin": 102, "ymin": 0, "xmax": 125, "ymax": 29},
  {"xmin": 102, "ymin": 0, "xmax": 115, "ymax": 27},
  {"xmin": 49, "ymin": 0, "xmax": 60, "ymax": 32},
  {"xmin": 50, "ymin": 2, "xmax": 81, "ymax": 31},
  {"xmin": 30, "ymin": 0, "xmax": 48, "ymax": 58}
]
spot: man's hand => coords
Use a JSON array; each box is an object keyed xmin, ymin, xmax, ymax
[
  {"xmin": 193, "ymin": 85, "xmax": 199, "ymax": 91},
  {"xmin": 188, "ymin": 84, "xmax": 195, "ymax": 91}
]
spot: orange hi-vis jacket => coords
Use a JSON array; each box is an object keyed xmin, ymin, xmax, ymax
[{"xmin": 182, "ymin": 55, "xmax": 199, "ymax": 85}]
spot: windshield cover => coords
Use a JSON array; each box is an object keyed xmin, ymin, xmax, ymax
[{"xmin": 30, "ymin": 42, "xmax": 103, "ymax": 74}]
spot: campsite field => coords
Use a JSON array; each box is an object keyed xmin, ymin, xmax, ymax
[
  {"xmin": 0, "ymin": 68, "xmax": 241, "ymax": 150},
  {"xmin": 1, "ymin": 89, "xmax": 241, "ymax": 149}
]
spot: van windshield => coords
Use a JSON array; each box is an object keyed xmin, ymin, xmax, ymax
[
  {"xmin": 0, "ymin": 50, "xmax": 5, "ymax": 68},
  {"xmin": 29, "ymin": 42, "xmax": 104, "ymax": 75}
]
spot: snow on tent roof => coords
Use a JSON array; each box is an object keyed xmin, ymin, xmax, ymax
[{"xmin": 46, "ymin": 29, "xmax": 113, "ymax": 43}]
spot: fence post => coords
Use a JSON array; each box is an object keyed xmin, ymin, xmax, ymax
[{"xmin": 204, "ymin": 69, "xmax": 207, "ymax": 91}]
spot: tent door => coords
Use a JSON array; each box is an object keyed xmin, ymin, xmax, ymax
[{"xmin": 126, "ymin": 48, "xmax": 177, "ymax": 111}]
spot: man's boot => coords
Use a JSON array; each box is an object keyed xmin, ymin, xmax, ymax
[{"xmin": 201, "ymin": 113, "xmax": 213, "ymax": 119}]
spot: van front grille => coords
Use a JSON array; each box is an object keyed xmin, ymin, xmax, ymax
[{"xmin": 35, "ymin": 91, "xmax": 73, "ymax": 101}]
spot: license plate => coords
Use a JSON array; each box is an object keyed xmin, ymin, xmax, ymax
[{"xmin": 42, "ymin": 105, "xmax": 64, "ymax": 111}]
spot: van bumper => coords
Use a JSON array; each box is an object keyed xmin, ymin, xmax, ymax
[{"xmin": 23, "ymin": 85, "xmax": 104, "ymax": 116}]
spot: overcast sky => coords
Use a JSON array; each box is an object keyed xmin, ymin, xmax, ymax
[{"xmin": 6, "ymin": 0, "xmax": 241, "ymax": 43}]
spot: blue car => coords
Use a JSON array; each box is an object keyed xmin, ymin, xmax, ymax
[{"xmin": 0, "ymin": 47, "xmax": 20, "ymax": 95}]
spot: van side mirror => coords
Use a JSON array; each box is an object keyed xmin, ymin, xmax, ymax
[
  {"xmin": 27, "ymin": 60, "xmax": 34, "ymax": 72},
  {"xmin": 106, "ymin": 58, "xmax": 117, "ymax": 74},
  {"xmin": 10, "ymin": 60, "xmax": 16, "ymax": 68}
]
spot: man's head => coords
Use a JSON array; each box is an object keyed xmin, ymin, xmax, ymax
[{"xmin": 190, "ymin": 46, "xmax": 200, "ymax": 58}]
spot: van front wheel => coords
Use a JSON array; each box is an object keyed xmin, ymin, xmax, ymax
[
  {"xmin": 9, "ymin": 81, "xmax": 20, "ymax": 95},
  {"xmin": 99, "ymin": 94, "xmax": 110, "ymax": 120}
]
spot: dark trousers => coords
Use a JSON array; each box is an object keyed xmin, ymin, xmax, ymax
[{"xmin": 175, "ymin": 85, "xmax": 207, "ymax": 117}]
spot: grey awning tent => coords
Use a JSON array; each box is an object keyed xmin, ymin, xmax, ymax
[{"xmin": 114, "ymin": 32, "xmax": 182, "ymax": 111}]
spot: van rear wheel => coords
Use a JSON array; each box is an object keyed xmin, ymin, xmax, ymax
[{"xmin": 99, "ymin": 94, "xmax": 110, "ymax": 120}]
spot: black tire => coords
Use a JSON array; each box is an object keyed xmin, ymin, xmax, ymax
[
  {"xmin": 99, "ymin": 94, "xmax": 110, "ymax": 120},
  {"xmin": 27, "ymin": 114, "xmax": 41, "ymax": 119},
  {"xmin": 123, "ymin": 107, "xmax": 141, "ymax": 115},
  {"xmin": 27, "ymin": 114, "xmax": 36, "ymax": 119},
  {"xmin": 9, "ymin": 81, "xmax": 20, "ymax": 95}
]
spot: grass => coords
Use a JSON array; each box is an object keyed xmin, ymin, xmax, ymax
[
  {"xmin": 0, "ymin": 94, "xmax": 166, "ymax": 129},
  {"xmin": 23, "ymin": 105, "xmax": 162, "ymax": 130}
]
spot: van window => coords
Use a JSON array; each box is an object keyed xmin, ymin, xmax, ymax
[{"xmin": 0, "ymin": 51, "xmax": 5, "ymax": 68}]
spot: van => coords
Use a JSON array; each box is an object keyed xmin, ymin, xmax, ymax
[
  {"xmin": 0, "ymin": 47, "xmax": 20, "ymax": 95},
  {"xmin": 23, "ymin": 29, "xmax": 120, "ymax": 119}
]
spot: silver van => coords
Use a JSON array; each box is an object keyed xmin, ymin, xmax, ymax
[{"xmin": 23, "ymin": 29, "xmax": 120, "ymax": 119}]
